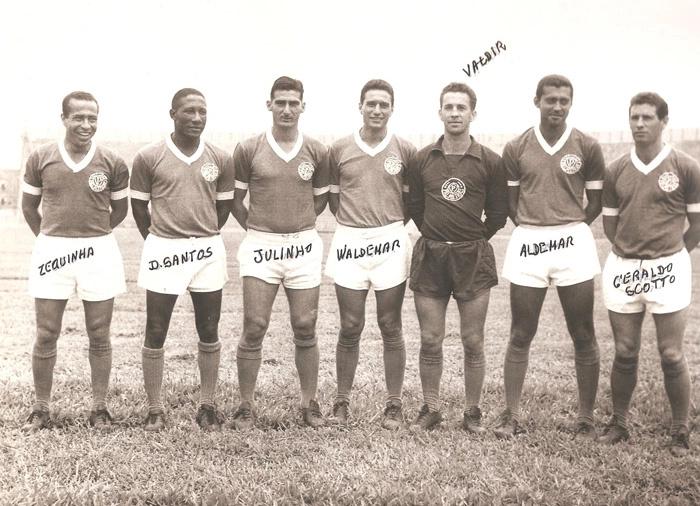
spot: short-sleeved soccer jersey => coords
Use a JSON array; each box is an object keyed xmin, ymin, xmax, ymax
[
  {"xmin": 504, "ymin": 125, "xmax": 605, "ymax": 226},
  {"xmin": 329, "ymin": 131, "xmax": 415, "ymax": 228},
  {"xmin": 233, "ymin": 129, "xmax": 330, "ymax": 234},
  {"xmin": 408, "ymin": 136, "xmax": 508, "ymax": 242},
  {"xmin": 130, "ymin": 136, "xmax": 235, "ymax": 239},
  {"xmin": 22, "ymin": 141, "xmax": 129, "ymax": 237},
  {"xmin": 602, "ymin": 145, "xmax": 700, "ymax": 259}
]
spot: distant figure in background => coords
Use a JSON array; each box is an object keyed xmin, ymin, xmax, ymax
[
  {"xmin": 21, "ymin": 91, "xmax": 129, "ymax": 431},
  {"xmin": 495, "ymin": 75, "xmax": 605, "ymax": 440},
  {"xmin": 407, "ymin": 82, "xmax": 507, "ymax": 431},
  {"xmin": 325, "ymin": 79, "xmax": 416, "ymax": 429},
  {"xmin": 230, "ymin": 76, "xmax": 330, "ymax": 429},
  {"xmin": 130, "ymin": 88, "xmax": 235, "ymax": 432},
  {"xmin": 598, "ymin": 92, "xmax": 700, "ymax": 456}
]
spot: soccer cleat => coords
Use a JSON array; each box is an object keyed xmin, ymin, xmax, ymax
[
  {"xmin": 669, "ymin": 427, "xmax": 690, "ymax": 457},
  {"xmin": 573, "ymin": 421, "xmax": 597, "ymax": 442},
  {"xmin": 597, "ymin": 417, "xmax": 630, "ymax": 445},
  {"xmin": 462, "ymin": 406, "xmax": 487, "ymax": 435},
  {"xmin": 196, "ymin": 404, "xmax": 220, "ymax": 432},
  {"xmin": 381, "ymin": 400, "xmax": 404, "ymax": 430},
  {"xmin": 409, "ymin": 404, "xmax": 442, "ymax": 432},
  {"xmin": 21, "ymin": 410, "xmax": 51, "ymax": 432},
  {"xmin": 332, "ymin": 400, "xmax": 349, "ymax": 425},
  {"xmin": 231, "ymin": 401, "xmax": 256, "ymax": 431},
  {"xmin": 89, "ymin": 409, "xmax": 113, "ymax": 432},
  {"xmin": 493, "ymin": 409, "xmax": 519, "ymax": 439},
  {"xmin": 302, "ymin": 399, "xmax": 327, "ymax": 428},
  {"xmin": 144, "ymin": 410, "xmax": 166, "ymax": 432}
]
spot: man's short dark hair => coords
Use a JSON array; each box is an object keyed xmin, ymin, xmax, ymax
[
  {"xmin": 270, "ymin": 76, "xmax": 304, "ymax": 100},
  {"xmin": 171, "ymin": 88, "xmax": 205, "ymax": 110},
  {"xmin": 439, "ymin": 82, "xmax": 477, "ymax": 110},
  {"xmin": 535, "ymin": 74, "xmax": 573, "ymax": 100},
  {"xmin": 629, "ymin": 92, "xmax": 668, "ymax": 120},
  {"xmin": 360, "ymin": 79, "xmax": 394, "ymax": 106},
  {"xmin": 62, "ymin": 91, "xmax": 99, "ymax": 116}
]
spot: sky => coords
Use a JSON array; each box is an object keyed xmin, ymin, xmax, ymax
[{"xmin": 1, "ymin": 0, "xmax": 699, "ymax": 168}]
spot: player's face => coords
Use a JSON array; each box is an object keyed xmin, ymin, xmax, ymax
[
  {"xmin": 61, "ymin": 99, "xmax": 98, "ymax": 149},
  {"xmin": 629, "ymin": 103, "xmax": 668, "ymax": 146},
  {"xmin": 267, "ymin": 90, "xmax": 305, "ymax": 129},
  {"xmin": 359, "ymin": 90, "xmax": 393, "ymax": 131},
  {"xmin": 439, "ymin": 92, "xmax": 476, "ymax": 136},
  {"xmin": 170, "ymin": 94, "xmax": 207, "ymax": 140},
  {"xmin": 535, "ymin": 86, "xmax": 572, "ymax": 128}
]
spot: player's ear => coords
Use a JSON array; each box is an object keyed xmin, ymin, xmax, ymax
[
  {"xmin": 661, "ymin": 115, "xmax": 669, "ymax": 129},
  {"xmin": 471, "ymin": 110, "xmax": 477, "ymax": 122},
  {"xmin": 266, "ymin": 100, "xmax": 273, "ymax": 112},
  {"xmin": 300, "ymin": 101, "xmax": 306, "ymax": 113},
  {"xmin": 169, "ymin": 109, "xmax": 176, "ymax": 120},
  {"xmin": 533, "ymin": 96, "xmax": 540, "ymax": 108}
]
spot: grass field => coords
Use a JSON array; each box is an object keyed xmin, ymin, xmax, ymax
[{"xmin": 1, "ymin": 219, "xmax": 699, "ymax": 505}]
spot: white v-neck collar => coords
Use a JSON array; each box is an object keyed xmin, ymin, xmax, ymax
[
  {"xmin": 58, "ymin": 140, "xmax": 97, "ymax": 173},
  {"xmin": 631, "ymin": 144, "xmax": 671, "ymax": 175},
  {"xmin": 354, "ymin": 130, "xmax": 392, "ymax": 157},
  {"xmin": 166, "ymin": 135, "xmax": 205, "ymax": 165},
  {"xmin": 266, "ymin": 128, "xmax": 303, "ymax": 163},
  {"xmin": 534, "ymin": 124, "xmax": 572, "ymax": 156}
]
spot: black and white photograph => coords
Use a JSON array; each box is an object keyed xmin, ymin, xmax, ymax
[{"xmin": 1, "ymin": 0, "xmax": 699, "ymax": 504}]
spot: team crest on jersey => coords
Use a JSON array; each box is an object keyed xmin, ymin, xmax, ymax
[
  {"xmin": 658, "ymin": 172, "xmax": 679, "ymax": 192},
  {"xmin": 441, "ymin": 178, "xmax": 466, "ymax": 201},
  {"xmin": 88, "ymin": 172, "xmax": 108, "ymax": 192},
  {"xmin": 560, "ymin": 154, "xmax": 582, "ymax": 174},
  {"xmin": 384, "ymin": 155, "xmax": 402, "ymax": 175},
  {"xmin": 298, "ymin": 161, "xmax": 315, "ymax": 181},
  {"xmin": 200, "ymin": 163, "xmax": 220, "ymax": 182}
]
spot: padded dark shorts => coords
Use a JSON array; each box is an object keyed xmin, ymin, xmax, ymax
[{"xmin": 409, "ymin": 236, "xmax": 498, "ymax": 300}]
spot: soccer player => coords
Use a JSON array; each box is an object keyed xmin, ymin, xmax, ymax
[
  {"xmin": 230, "ymin": 76, "xmax": 330, "ymax": 429},
  {"xmin": 494, "ymin": 75, "xmax": 605, "ymax": 440},
  {"xmin": 21, "ymin": 91, "xmax": 129, "ymax": 432},
  {"xmin": 598, "ymin": 92, "xmax": 700, "ymax": 456},
  {"xmin": 325, "ymin": 79, "xmax": 416, "ymax": 429},
  {"xmin": 407, "ymin": 82, "xmax": 508, "ymax": 431},
  {"xmin": 130, "ymin": 88, "xmax": 235, "ymax": 432}
]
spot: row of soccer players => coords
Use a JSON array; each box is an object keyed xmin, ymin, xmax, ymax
[{"xmin": 20, "ymin": 75, "xmax": 700, "ymax": 457}]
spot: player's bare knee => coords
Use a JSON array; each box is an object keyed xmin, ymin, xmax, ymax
[
  {"xmin": 243, "ymin": 314, "xmax": 270, "ymax": 341},
  {"xmin": 145, "ymin": 315, "xmax": 170, "ymax": 345},
  {"xmin": 85, "ymin": 319, "xmax": 111, "ymax": 342},
  {"xmin": 461, "ymin": 332, "xmax": 485, "ymax": 355},
  {"xmin": 419, "ymin": 335, "xmax": 443, "ymax": 357},
  {"xmin": 35, "ymin": 321, "xmax": 62, "ymax": 345},
  {"xmin": 571, "ymin": 330, "xmax": 597, "ymax": 351},
  {"xmin": 144, "ymin": 333, "xmax": 166, "ymax": 349},
  {"xmin": 291, "ymin": 313, "xmax": 317, "ymax": 339},
  {"xmin": 614, "ymin": 340, "xmax": 638, "ymax": 360},
  {"xmin": 659, "ymin": 347, "xmax": 684, "ymax": 369},
  {"xmin": 377, "ymin": 312, "xmax": 401, "ymax": 337},
  {"xmin": 420, "ymin": 326, "xmax": 443, "ymax": 346},
  {"xmin": 195, "ymin": 319, "xmax": 219, "ymax": 343},
  {"xmin": 339, "ymin": 316, "xmax": 364, "ymax": 340},
  {"xmin": 509, "ymin": 329, "xmax": 535, "ymax": 349}
]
